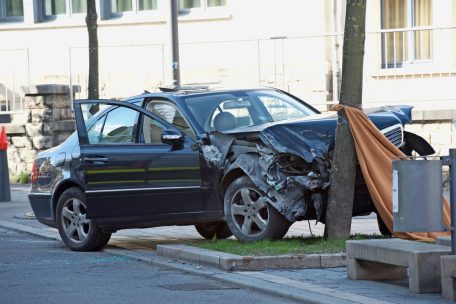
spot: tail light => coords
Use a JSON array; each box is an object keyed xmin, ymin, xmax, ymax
[{"xmin": 31, "ymin": 160, "xmax": 38, "ymax": 183}]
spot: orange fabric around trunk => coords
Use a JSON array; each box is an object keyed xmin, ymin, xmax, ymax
[{"xmin": 333, "ymin": 104, "xmax": 450, "ymax": 241}]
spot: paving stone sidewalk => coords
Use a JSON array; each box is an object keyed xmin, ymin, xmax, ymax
[{"xmin": 0, "ymin": 184, "xmax": 452, "ymax": 304}]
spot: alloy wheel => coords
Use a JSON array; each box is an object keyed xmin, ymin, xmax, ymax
[
  {"xmin": 230, "ymin": 187, "xmax": 269, "ymax": 236},
  {"xmin": 60, "ymin": 198, "xmax": 91, "ymax": 243}
]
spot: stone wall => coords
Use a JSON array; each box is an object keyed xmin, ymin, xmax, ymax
[
  {"xmin": 406, "ymin": 107, "xmax": 456, "ymax": 157},
  {"xmin": 4, "ymin": 84, "xmax": 78, "ymax": 177},
  {"xmin": 405, "ymin": 122, "xmax": 455, "ymax": 157}
]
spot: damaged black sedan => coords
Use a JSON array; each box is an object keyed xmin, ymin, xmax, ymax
[{"xmin": 29, "ymin": 88, "xmax": 434, "ymax": 250}]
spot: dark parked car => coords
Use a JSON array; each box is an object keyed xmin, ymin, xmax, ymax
[{"xmin": 29, "ymin": 88, "xmax": 434, "ymax": 251}]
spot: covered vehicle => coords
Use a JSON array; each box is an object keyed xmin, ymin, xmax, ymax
[{"xmin": 28, "ymin": 88, "xmax": 434, "ymax": 250}]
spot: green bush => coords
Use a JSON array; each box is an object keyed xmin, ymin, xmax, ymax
[{"xmin": 18, "ymin": 172, "xmax": 29, "ymax": 184}]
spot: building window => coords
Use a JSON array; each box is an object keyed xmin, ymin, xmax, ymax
[
  {"xmin": 381, "ymin": 0, "xmax": 432, "ymax": 68},
  {"xmin": 72, "ymin": 0, "xmax": 87, "ymax": 14},
  {"xmin": 207, "ymin": 0, "xmax": 226, "ymax": 7},
  {"xmin": 109, "ymin": 0, "xmax": 157, "ymax": 16},
  {"xmin": 0, "ymin": 0, "xmax": 24, "ymax": 21},
  {"xmin": 180, "ymin": 0, "xmax": 201, "ymax": 9},
  {"xmin": 43, "ymin": 0, "xmax": 87, "ymax": 19},
  {"xmin": 179, "ymin": 0, "xmax": 226, "ymax": 11}
]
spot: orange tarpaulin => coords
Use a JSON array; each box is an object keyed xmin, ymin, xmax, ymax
[{"xmin": 333, "ymin": 104, "xmax": 451, "ymax": 241}]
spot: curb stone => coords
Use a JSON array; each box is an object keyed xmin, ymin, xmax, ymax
[
  {"xmin": 156, "ymin": 244, "xmax": 347, "ymax": 271},
  {"xmin": 104, "ymin": 248, "xmax": 365, "ymax": 304},
  {"xmin": 0, "ymin": 219, "xmax": 61, "ymax": 241}
]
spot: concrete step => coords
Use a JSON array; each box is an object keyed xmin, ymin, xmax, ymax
[
  {"xmin": 0, "ymin": 112, "xmax": 27, "ymax": 135},
  {"xmin": 0, "ymin": 123, "xmax": 25, "ymax": 135},
  {"xmin": 436, "ymin": 236, "xmax": 451, "ymax": 246},
  {"xmin": 0, "ymin": 112, "xmax": 26, "ymax": 124}
]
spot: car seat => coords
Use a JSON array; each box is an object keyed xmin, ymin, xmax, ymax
[
  {"xmin": 213, "ymin": 112, "xmax": 237, "ymax": 131},
  {"xmin": 172, "ymin": 115, "xmax": 193, "ymax": 138},
  {"xmin": 143, "ymin": 116, "xmax": 164, "ymax": 144}
]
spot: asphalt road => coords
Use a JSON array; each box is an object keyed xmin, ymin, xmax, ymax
[{"xmin": 0, "ymin": 228, "xmax": 297, "ymax": 304}]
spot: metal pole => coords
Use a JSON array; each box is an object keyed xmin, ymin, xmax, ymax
[
  {"xmin": 68, "ymin": 47, "xmax": 73, "ymax": 108},
  {"xmin": 161, "ymin": 43, "xmax": 166, "ymax": 86},
  {"xmin": 26, "ymin": 47, "xmax": 31, "ymax": 86},
  {"xmin": 450, "ymin": 148, "xmax": 456, "ymax": 254},
  {"xmin": 0, "ymin": 127, "xmax": 11, "ymax": 202},
  {"xmin": 169, "ymin": 0, "xmax": 180, "ymax": 87},
  {"xmin": 257, "ymin": 39, "xmax": 261, "ymax": 87}
]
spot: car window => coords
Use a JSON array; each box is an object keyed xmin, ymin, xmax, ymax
[
  {"xmin": 184, "ymin": 93, "xmax": 236, "ymax": 131},
  {"xmin": 146, "ymin": 100, "xmax": 195, "ymax": 139},
  {"xmin": 209, "ymin": 100, "xmax": 254, "ymax": 131},
  {"xmin": 86, "ymin": 106, "xmax": 139, "ymax": 144},
  {"xmin": 257, "ymin": 95, "xmax": 306, "ymax": 122},
  {"xmin": 141, "ymin": 115, "xmax": 166, "ymax": 144},
  {"xmin": 184, "ymin": 90, "xmax": 316, "ymax": 132},
  {"xmin": 87, "ymin": 115, "xmax": 106, "ymax": 144}
]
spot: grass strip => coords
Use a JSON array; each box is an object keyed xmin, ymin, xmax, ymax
[{"xmin": 191, "ymin": 234, "xmax": 386, "ymax": 256}]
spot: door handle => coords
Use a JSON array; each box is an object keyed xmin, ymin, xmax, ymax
[{"xmin": 83, "ymin": 157, "xmax": 109, "ymax": 163}]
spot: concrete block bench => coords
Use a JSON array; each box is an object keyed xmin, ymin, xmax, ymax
[
  {"xmin": 435, "ymin": 236, "xmax": 451, "ymax": 246},
  {"xmin": 346, "ymin": 238, "xmax": 450, "ymax": 293},
  {"xmin": 441, "ymin": 255, "xmax": 456, "ymax": 300}
]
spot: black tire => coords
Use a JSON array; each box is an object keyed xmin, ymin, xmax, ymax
[
  {"xmin": 195, "ymin": 222, "xmax": 233, "ymax": 240},
  {"xmin": 56, "ymin": 187, "xmax": 111, "ymax": 251},
  {"xmin": 277, "ymin": 220, "xmax": 293, "ymax": 239},
  {"xmin": 376, "ymin": 213, "xmax": 392, "ymax": 237},
  {"xmin": 224, "ymin": 176, "xmax": 291, "ymax": 242}
]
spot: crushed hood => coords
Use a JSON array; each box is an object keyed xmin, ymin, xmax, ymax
[{"xmin": 228, "ymin": 106, "xmax": 411, "ymax": 163}]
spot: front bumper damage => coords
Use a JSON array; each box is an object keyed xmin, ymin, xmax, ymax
[{"xmin": 200, "ymin": 128, "xmax": 334, "ymax": 223}]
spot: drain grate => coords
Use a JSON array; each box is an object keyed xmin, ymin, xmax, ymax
[{"xmin": 160, "ymin": 283, "xmax": 238, "ymax": 291}]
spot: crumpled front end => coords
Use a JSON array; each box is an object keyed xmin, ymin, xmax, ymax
[
  {"xmin": 197, "ymin": 104, "xmax": 419, "ymax": 223},
  {"xmin": 200, "ymin": 125, "xmax": 335, "ymax": 222}
]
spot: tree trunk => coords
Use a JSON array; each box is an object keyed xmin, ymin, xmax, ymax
[
  {"xmin": 324, "ymin": 0, "xmax": 367, "ymax": 240},
  {"xmin": 86, "ymin": 0, "xmax": 99, "ymax": 99}
]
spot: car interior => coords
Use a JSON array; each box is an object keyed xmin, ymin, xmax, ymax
[{"xmin": 143, "ymin": 100, "xmax": 195, "ymax": 143}]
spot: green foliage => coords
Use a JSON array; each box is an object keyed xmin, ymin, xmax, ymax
[
  {"xmin": 18, "ymin": 172, "xmax": 29, "ymax": 184},
  {"xmin": 192, "ymin": 234, "xmax": 385, "ymax": 256}
]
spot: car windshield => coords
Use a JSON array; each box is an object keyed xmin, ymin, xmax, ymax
[{"xmin": 184, "ymin": 90, "xmax": 317, "ymax": 132}]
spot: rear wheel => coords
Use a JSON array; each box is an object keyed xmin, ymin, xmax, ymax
[
  {"xmin": 56, "ymin": 187, "xmax": 111, "ymax": 251},
  {"xmin": 224, "ymin": 176, "xmax": 291, "ymax": 242},
  {"xmin": 195, "ymin": 222, "xmax": 233, "ymax": 240}
]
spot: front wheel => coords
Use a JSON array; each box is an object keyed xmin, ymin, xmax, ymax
[
  {"xmin": 224, "ymin": 176, "xmax": 291, "ymax": 242},
  {"xmin": 56, "ymin": 187, "xmax": 111, "ymax": 251}
]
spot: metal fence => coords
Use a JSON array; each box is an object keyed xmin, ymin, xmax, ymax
[
  {"xmin": 1, "ymin": 26, "xmax": 455, "ymax": 114},
  {"xmin": 0, "ymin": 48, "xmax": 30, "ymax": 112}
]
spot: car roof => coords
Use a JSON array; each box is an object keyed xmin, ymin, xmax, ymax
[{"xmin": 123, "ymin": 87, "xmax": 277, "ymax": 102}]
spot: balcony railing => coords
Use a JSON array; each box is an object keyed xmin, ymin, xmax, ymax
[{"xmin": 379, "ymin": 27, "xmax": 433, "ymax": 69}]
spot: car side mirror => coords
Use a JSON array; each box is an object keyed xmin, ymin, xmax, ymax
[{"xmin": 161, "ymin": 129, "xmax": 184, "ymax": 147}]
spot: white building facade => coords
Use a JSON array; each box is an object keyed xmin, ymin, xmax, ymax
[
  {"xmin": 0, "ymin": 0, "xmax": 455, "ymax": 154},
  {"xmin": 0, "ymin": 1, "xmax": 455, "ymax": 104}
]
